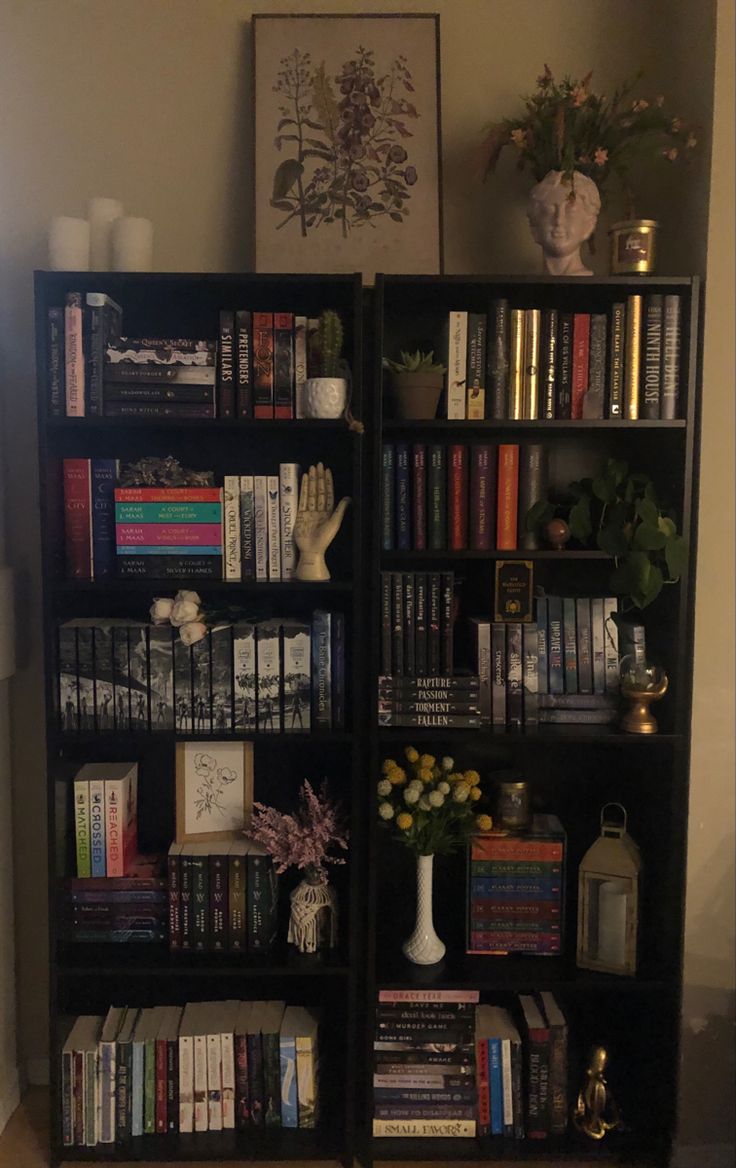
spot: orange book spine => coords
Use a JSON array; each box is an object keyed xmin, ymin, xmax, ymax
[
  {"xmin": 252, "ymin": 312, "xmax": 274, "ymax": 419},
  {"xmin": 495, "ymin": 445, "xmax": 519, "ymax": 550}
]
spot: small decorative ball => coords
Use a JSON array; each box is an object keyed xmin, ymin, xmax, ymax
[{"xmin": 544, "ymin": 518, "xmax": 571, "ymax": 550}]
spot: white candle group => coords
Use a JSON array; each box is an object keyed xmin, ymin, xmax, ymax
[
  {"xmin": 48, "ymin": 217, "xmax": 90, "ymax": 271},
  {"xmin": 87, "ymin": 197, "xmax": 124, "ymax": 269},
  {"xmin": 48, "ymin": 201, "xmax": 154, "ymax": 271}
]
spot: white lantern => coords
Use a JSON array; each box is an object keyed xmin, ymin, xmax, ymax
[{"xmin": 576, "ymin": 803, "xmax": 641, "ymax": 976}]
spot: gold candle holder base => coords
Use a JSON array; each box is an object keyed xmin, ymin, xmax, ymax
[{"xmin": 620, "ymin": 673, "xmax": 668, "ymax": 734}]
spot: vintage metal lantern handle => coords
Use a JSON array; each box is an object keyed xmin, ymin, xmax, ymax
[{"xmin": 600, "ymin": 802, "xmax": 627, "ymax": 837}]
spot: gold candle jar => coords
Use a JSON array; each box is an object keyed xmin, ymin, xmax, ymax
[
  {"xmin": 496, "ymin": 779, "xmax": 531, "ymax": 831},
  {"xmin": 609, "ymin": 220, "xmax": 658, "ymax": 274}
]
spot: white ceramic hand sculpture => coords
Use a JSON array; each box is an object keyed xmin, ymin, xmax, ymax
[{"xmin": 294, "ymin": 463, "xmax": 351, "ymax": 582}]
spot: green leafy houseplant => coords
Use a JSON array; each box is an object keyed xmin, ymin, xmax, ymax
[
  {"xmin": 382, "ymin": 350, "xmax": 446, "ymax": 375},
  {"xmin": 525, "ymin": 458, "xmax": 687, "ymax": 609}
]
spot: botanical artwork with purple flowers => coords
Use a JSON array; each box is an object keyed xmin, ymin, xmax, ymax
[{"xmin": 254, "ymin": 16, "xmax": 441, "ymax": 279}]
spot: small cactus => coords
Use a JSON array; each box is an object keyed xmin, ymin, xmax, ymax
[
  {"xmin": 383, "ymin": 349, "xmax": 446, "ymax": 374},
  {"xmin": 317, "ymin": 309, "xmax": 344, "ymax": 378}
]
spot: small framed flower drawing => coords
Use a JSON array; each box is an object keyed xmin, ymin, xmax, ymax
[
  {"xmin": 175, "ymin": 741, "xmax": 254, "ymax": 844},
  {"xmin": 252, "ymin": 12, "xmax": 443, "ymax": 281}
]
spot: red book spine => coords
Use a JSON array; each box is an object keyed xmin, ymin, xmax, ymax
[
  {"xmin": 156, "ymin": 1037, "xmax": 168, "ymax": 1133},
  {"xmin": 273, "ymin": 312, "xmax": 294, "ymax": 419},
  {"xmin": 412, "ymin": 444, "xmax": 427, "ymax": 551},
  {"xmin": 253, "ymin": 312, "xmax": 274, "ymax": 419},
  {"xmin": 476, "ymin": 1037, "xmax": 490, "ymax": 1135},
  {"xmin": 496, "ymin": 445, "xmax": 519, "ymax": 550},
  {"xmin": 115, "ymin": 523, "xmax": 222, "ymax": 546},
  {"xmin": 472, "ymin": 836, "xmax": 564, "ymax": 862},
  {"xmin": 448, "ymin": 445, "xmax": 468, "ymax": 550},
  {"xmin": 470, "ymin": 444, "xmax": 494, "ymax": 550},
  {"xmin": 571, "ymin": 313, "xmax": 591, "ymax": 419},
  {"xmin": 114, "ymin": 487, "xmax": 222, "ymax": 502},
  {"xmin": 469, "ymin": 932, "xmax": 562, "ymax": 951},
  {"xmin": 63, "ymin": 458, "xmax": 93, "ymax": 578},
  {"xmin": 235, "ymin": 1033, "xmax": 250, "ymax": 1129}
]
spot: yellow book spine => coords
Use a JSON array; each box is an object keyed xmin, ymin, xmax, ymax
[
  {"xmin": 625, "ymin": 295, "xmax": 643, "ymax": 419},
  {"xmin": 523, "ymin": 308, "xmax": 541, "ymax": 419},
  {"xmin": 509, "ymin": 310, "xmax": 525, "ymax": 420}
]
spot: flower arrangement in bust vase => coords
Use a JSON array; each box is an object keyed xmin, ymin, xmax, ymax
[
  {"xmin": 378, "ymin": 748, "xmax": 492, "ymax": 965},
  {"xmin": 248, "ymin": 780, "xmax": 348, "ymax": 954},
  {"xmin": 479, "ymin": 65, "xmax": 698, "ymax": 275}
]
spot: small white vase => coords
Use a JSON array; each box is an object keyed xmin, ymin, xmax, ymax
[
  {"xmin": 303, "ymin": 377, "xmax": 347, "ymax": 419},
  {"xmin": 403, "ymin": 853, "xmax": 445, "ymax": 965}
]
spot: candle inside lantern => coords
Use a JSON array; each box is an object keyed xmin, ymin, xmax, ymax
[{"xmin": 597, "ymin": 879, "xmax": 628, "ymax": 967}]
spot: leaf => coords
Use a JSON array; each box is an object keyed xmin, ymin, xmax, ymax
[
  {"xmin": 597, "ymin": 524, "xmax": 630, "ymax": 557},
  {"xmin": 632, "ymin": 522, "xmax": 667, "ymax": 551},
  {"xmin": 311, "ymin": 63, "xmax": 340, "ymax": 146},
  {"xmin": 607, "ymin": 458, "xmax": 628, "ymax": 486},
  {"xmin": 592, "ymin": 474, "xmax": 616, "ymax": 503},
  {"xmin": 272, "ymin": 158, "xmax": 304, "ymax": 201},
  {"xmin": 636, "ymin": 496, "xmax": 659, "ymax": 526},
  {"xmin": 568, "ymin": 495, "xmax": 592, "ymax": 542},
  {"xmin": 525, "ymin": 499, "xmax": 555, "ymax": 531},
  {"xmin": 277, "ymin": 117, "xmax": 297, "ymax": 130},
  {"xmin": 658, "ymin": 516, "xmax": 677, "ymax": 538},
  {"xmin": 270, "ymin": 199, "xmax": 296, "ymax": 212},
  {"xmin": 389, "ymin": 212, "xmax": 404, "ymax": 221},
  {"xmin": 665, "ymin": 534, "xmax": 687, "ymax": 580},
  {"xmin": 633, "ymin": 563, "xmax": 664, "ymax": 609},
  {"xmin": 301, "ymin": 148, "xmax": 335, "ymax": 162}
]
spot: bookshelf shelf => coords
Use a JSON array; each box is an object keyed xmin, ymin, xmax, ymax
[
  {"xmin": 47, "ymin": 416, "xmax": 359, "ymax": 433},
  {"xmin": 382, "ymin": 418, "xmax": 688, "ymax": 431},
  {"xmin": 57, "ymin": 942, "xmax": 351, "ymax": 979},
  {"xmin": 368, "ymin": 1132, "xmax": 656, "ymax": 1163},
  {"xmin": 381, "ymin": 549, "xmax": 612, "ymax": 562},
  {"xmin": 60, "ymin": 1128, "xmax": 345, "ymax": 1162},
  {"xmin": 52, "ymin": 579, "xmax": 354, "ymax": 595},
  {"xmin": 375, "ymin": 726, "xmax": 682, "ymax": 745}
]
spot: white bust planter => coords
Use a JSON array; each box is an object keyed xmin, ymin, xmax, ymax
[
  {"xmin": 527, "ymin": 170, "xmax": 601, "ymax": 277},
  {"xmin": 303, "ymin": 376, "xmax": 348, "ymax": 420}
]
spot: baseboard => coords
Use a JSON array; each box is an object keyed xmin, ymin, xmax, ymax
[
  {"xmin": 672, "ymin": 1145, "xmax": 736, "ymax": 1168},
  {"xmin": 25, "ymin": 1058, "xmax": 49, "ymax": 1087},
  {"xmin": 0, "ymin": 1067, "xmax": 20, "ymax": 1135}
]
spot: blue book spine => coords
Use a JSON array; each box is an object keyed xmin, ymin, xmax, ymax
[
  {"xmin": 92, "ymin": 459, "xmax": 118, "ymax": 579},
  {"xmin": 536, "ymin": 598, "xmax": 548, "ymax": 694},
  {"xmin": 382, "ymin": 444, "xmax": 395, "ymax": 551},
  {"xmin": 563, "ymin": 597, "xmax": 578, "ymax": 693},
  {"xmin": 489, "ymin": 1038, "xmax": 503, "ymax": 1136},
  {"xmin": 547, "ymin": 597, "xmax": 564, "ymax": 694},
  {"xmin": 279, "ymin": 1035, "xmax": 298, "ymax": 1128},
  {"xmin": 115, "ymin": 502, "xmax": 222, "ymax": 523},
  {"xmin": 89, "ymin": 783, "xmax": 106, "ymax": 877},
  {"xmin": 331, "ymin": 611, "xmax": 345, "ymax": 730},
  {"xmin": 131, "ymin": 1041, "xmax": 145, "ymax": 1137},
  {"xmin": 311, "ymin": 610, "xmax": 332, "ymax": 730},
  {"xmin": 396, "ymin": 442, "xmax": 411, "ymax": 551},
  {"xmin": 470, "ymin": 878, "xmax": 561, "ymax": 899},
  {"xmin": 117, "ymin": 545, "xmax": 223, "ymax": 555}
]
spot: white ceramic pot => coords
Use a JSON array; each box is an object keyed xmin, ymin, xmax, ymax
[{"xmin": 303, "ymin": 377, "xmax": 348, "ymax": 419}]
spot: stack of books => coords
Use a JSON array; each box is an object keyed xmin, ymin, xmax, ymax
[
  {"xmin": 47, "ymin": 291, "xmax": 123, "ymax": 418},
  {"xmin": 373, "ymin": 989, "xmax": 479, "ymax": 1138},
  {"xmin": 104, "ymin": 337, "xmax": 217, "ymax": 419},
  {"xmin": 379, "ymin": 572, "xmax": 455, "ymax": 679},
  {"xmin": 115, "ymin": 485, "xmax": 223, "ymax": 580},
  {"xmin": 66, "ymin": 854, "xmax": 167, "ymax": 945},
  {"xmin": 377, "ymin": 674, "xmax": 482, "ymax": 729},
  {"xmin": 167, "ymin": 840, "xmax": 277, "ymax": 954},
  {"xmin": 61, "ymin": 999, "xmax": 320, "ymax": 1147},
  {"xmin": 466, "ymin": 816, "xmax": 566, "ymax": 956}
]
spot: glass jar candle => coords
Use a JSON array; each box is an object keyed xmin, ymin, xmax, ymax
[{"xmin": 496, "ymin": 779, "xmax": 531, "ymax": 831}]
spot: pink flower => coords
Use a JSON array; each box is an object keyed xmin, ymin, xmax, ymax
[
  {"xmin": 594, "ymin": 147, "xmax": 609, "ymax": 166},
  {"xmin": 670, "ymin": 117, "xmax": 682, "ymax": 132},
  {"xmin": 632, "ymin": 99, "xmax": 649, "ymax": 113},
  {"xmin": 248, "ymin": 780, "xmax": 348, "ymax": 878},
  {"xmin": 663, "ymin": 146, "xmax": 679, "ymax": 161},
  {"xmin": 571, "ymin": 85, "xmax": 588, "ymax": 107},
  {"xmin": 686, "ymin": 134, "xmax": 697, "ymax": 149},
  {"xmin": 510, "ymin": 128, "xmax": 527, "ymax": 149}
]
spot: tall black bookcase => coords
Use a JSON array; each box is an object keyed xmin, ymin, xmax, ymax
[
  {"xmin": 35, "ymin": 270, "xmax": 366, "ymax": 1166},
  {"xmin": 362, "ymin": 274, "xmax": 701, "ymax": 1167}
]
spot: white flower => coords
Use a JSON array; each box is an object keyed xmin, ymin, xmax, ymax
[
  {"xmin": 428, "ymin": 790, "xmax": 445, "ymax": 807},
  {"xmin": 377, "ymin": 779, "xmax": 392, "ymax": 797},
  {"xmin": 179, "ymin": 620, "xmax": 208, "ymax": 646},
  {"xmin": 404, "ymin": 787, "xmax": 420, "ymax": 805},
  {"xmin": 378, "ymin": 801, "xmax": 394, "ymax": 820},
  {"xmin": 441, "ymin": 756, "xmax": 454, "ymax": 771},
  {"xmin": 175, "ymin": 589, "xmax": 201, "ymax": 606},
  {"xmin": 150, "ymin": 597, "xmax": 174, "ymax": 624},
  {"xmin": 418, "ymin": 795, "xmax": 432, "ymax": 811},
  {"xmin": 407, "ymin": 779, "xmax": 423, "ymax": 793},
  {"xmin": 438, "ymin": 781, "xmax": 450, "ymax": 795},
  {"xmin": 170, "ymin": 598, "xmax": 202, "ymax": 627},
  {"xmin": 452, "ymin": 783, "xmax": 470, "ymax": 803}
]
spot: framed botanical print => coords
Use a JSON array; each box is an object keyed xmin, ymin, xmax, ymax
[
  {"xmin": 253, "ymin": 12, "xmax": 443, "ymax": 281},
  {"xmin": 175, "ymin": 740, "xmax": 254, "ymax": 844}
]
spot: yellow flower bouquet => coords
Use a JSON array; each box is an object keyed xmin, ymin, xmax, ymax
[{"xmin": 377, "ymin": 747, "xmax": 492, "ymax": 857}]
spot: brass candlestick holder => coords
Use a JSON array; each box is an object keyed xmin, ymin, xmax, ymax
[{"xmin": 620, "ymin": 664, "xmax": 668, "ymax": 734}]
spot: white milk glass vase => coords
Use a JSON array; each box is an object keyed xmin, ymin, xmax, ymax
[{"xmin": 402, "ymin": 853, "xmax": 445, "ymax": 965}]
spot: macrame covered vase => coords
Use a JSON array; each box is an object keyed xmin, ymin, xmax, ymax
[{"xmin": 288, "ymin": 868, "xmax": 338, "ymax": 954}]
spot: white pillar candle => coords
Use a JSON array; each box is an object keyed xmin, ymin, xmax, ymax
[
  {"xmin": 112, "ymin": 216, "xmax": 154, "ymax": 272},
  {"xmin": 597, "ymin": 879, "xmax": 628, "ymax": 967},
  {"xmin": 48, "ymin": 217, "xmax": 90, "ymax": 271},
  {"xmin": 87, "ymin": 197, "xmax": 123, "ymax": 270}
]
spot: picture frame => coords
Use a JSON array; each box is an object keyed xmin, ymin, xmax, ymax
[
  {"xmin": 252, "ymin": 12, "xmax": 443, "ymax": 281},
  {"xmin": 175, "ymin": 740, "xmax": 254, "ymax": 844}
]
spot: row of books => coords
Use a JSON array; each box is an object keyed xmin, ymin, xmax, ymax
[
  {"xmin": 61, "ymin": 999, "xmax": 320, "ymax": 1147},
  {"xmin": 65, "ymin": 853, "xmax": 166, "ymax": 944},
  {"xmin": 73, "ymin": 763, "xmax": 137, "ymax": 880},
  {"xmin": 470, "ymin": 597, "xmax": 621, "ymax": 729},
  {"xmin": 378, "ymin": 675, "xmax": 481, "ymax": 729},
  {"xmin": 438, "ymin": 295, "xmax": 682, "ymax": 420},
  {"xmin": 379, "ymin": 572, "xmax": 455, "ymax": 682},
  {"xmin": 466, "ymin": 820, "xmax": 566, "ymax": 956},
  {"xmin": 57, "ymin": 613, "xmax": 345, "ymax": 735},
  {"xmin": 381, "ymin": 442, "xmax": 546, "ymax": 552},
  {"xmin": 167, "ymin": 840, "xmax": 277, "ymax": 954}
]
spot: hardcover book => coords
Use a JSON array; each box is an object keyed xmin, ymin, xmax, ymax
[
  {"xmin": 235, "ymin": 309, "xmax": 253, "ymax": 417},
  {"xmin": 488, "ymin": 298, "xmax": 509, "ymax": 419},
  {"xmin": 253, "ymin": 311, "xmax": 274, "ymax": 419},
  {"xmin": 446, "ymin": 311, "xmax": 468, "ymax": 419},
  {"xmin": 281, "ymin": 619, "xmax": 311, "ymax": 733},
  {"xmin": 273, "ymin": 312, "xmax": 294, "ymax": 419}
]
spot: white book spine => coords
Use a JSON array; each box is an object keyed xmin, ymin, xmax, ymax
[
  {"xmin": 206, "ymin": 1032, "xmax": 222, "ymax": 1131},
  {"xmin": 446, "ymin": 311, "xmax": 468, "ymax": 419},
  {"xmin": 193, "ymin": 1033, "xmax": 208, "ymax": 1132},
  {"xmin": 178, "ymin": 1035, "xmax": 194, "ymax": 1133},
  {"xmin": 257, "ymin": 623, "xmax": 282, "ymax": 733},
  {"xmin": 239, "ymin": 475, "xmax": 255, "ymax": 580},
  {"xmin": 223, "ymin": 476, "xmax": 242, "ymax": 581},
  {"xmin": 473, "ymin": 620, "xmax": 491, "ymax": 723},
  {"xmin": 296, "ymin": 1037, "xmax": 318, "ymax": 1129},
  {"xmin": 253, "ymin": 476, "xmax": 268, "ymax": 582},
  {"xmin": 294, "ymin": 317, "xmax": 308, "ymax": 418},
  {"xmin": 591, "ymin": 597, "xmax": 606, "ymax": 693},
  {"xmin": 267, "ymin": 475, "xmax": 281, "ymax": 581},
  {"xmin": 501, "ymin": 1038, "xmax": 513, "ymax": 1128},
  {"xmin": 282, "ymin": 623, "xmax": 311, "ymax": 733},
  {"xmin": 221, "ymin": 1031, "xmax": 235, "ymax": 1130},
  {"xmin": 603, "ymin": 597, "xmax": 620, "ymax": 692},
  {"xmin": 279, "ymin": 463, "xmax": 300, "ymax": 580},
  {"xmin": 100, "ymin": 1041, "xmax": 116, "ymax": 1143},
  {"xmin": 65, "ymin": 301, "xmax": 85, "ymax": 416}
]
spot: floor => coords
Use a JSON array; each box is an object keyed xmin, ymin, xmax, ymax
[{"xmin": 0, "ymin": 1088, "xmax": 603, "ymax": 1168}]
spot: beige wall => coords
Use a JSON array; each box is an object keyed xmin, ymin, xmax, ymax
[{"xmin": 0, "ymin": 0, "xmax": 731, "ymax": 1144}]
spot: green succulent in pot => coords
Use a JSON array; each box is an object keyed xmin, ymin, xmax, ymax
[
  {"xmin": 383, "ymin": 350, "xmax": 446, "ymax": 375},
  {"xmin": 383, "ymin": 350, "xmax": 447, "ymax": 420}
]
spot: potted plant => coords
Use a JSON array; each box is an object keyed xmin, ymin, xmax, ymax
[
  {"xmin": 382, "ymin": 349, "xmax": 446, "ymax": 420},
  {"xmin": 479, "ymin": 66, "xmax": 698, "ymax": 275},
  {"xmin": 303, "ymin": 308, "xmax": 349, "ymax": 419}
]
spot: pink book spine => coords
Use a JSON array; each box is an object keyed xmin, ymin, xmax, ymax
[
  {"xmin": 115, "ymin": 523, "xmax": 223, "ymax": 546},
  {"xmin": 104, "ymin": 780, "xmax": 137, "ymax": 878},
  {"xmin": 63, "ymin": 458, "xmax": 93, "ymax": 578},
  {"xmin": 114, "ymin": 488, "xmax": 222, "ymax": 502},
  {"xmin": 378, "ymin": 989, "xmax": 480, "ymax": 1004},
  {"xmin": 64, "ymin": 294, "xmax": 85, "ymax": 416}
]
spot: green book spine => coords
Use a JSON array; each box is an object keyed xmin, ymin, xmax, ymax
[
  {"xmin": 144, "ymin": 1037, "xmax": 156, "ymax": 1134},
  {"xmin": 262, "ymin": 1032, "xmax": 282, "ymax": 1127}
]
